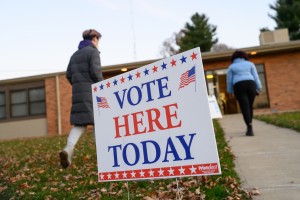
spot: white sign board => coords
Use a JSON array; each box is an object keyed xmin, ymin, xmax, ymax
[
  {"xmin": 92, "ymin": 48, "xmax": 221, "ymax": 182},
  {"xmin": 208, "ymin": 95, "xmax": 223, "ymax": 119}
]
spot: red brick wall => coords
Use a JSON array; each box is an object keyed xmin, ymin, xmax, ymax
[
  {"xmin": 45, "ymin": 75, "xmax": 72, "ymax": 136},
  {"xmin": 203, "ymin": 60, "xmax": 230, "ymax": 71},
  {"xmin": 261, "ymin": 52, "xmax": 300, "ymax": 111},
  {"xmin": 59, "ymin": 75, "xmax": 72, "ymax": 134},
  {"xmin": 45, "ymin": 77, "xmax": 58, "ymax": 136}
]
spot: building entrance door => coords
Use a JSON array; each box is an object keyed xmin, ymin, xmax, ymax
[{"xmin": 206, "ymin": 69, "xmax": 239, "ymax": 114}]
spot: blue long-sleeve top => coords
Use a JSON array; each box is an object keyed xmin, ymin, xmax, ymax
[{"xmin": 226, "ymin": 58, "xmax": 262, "ymax": 94}]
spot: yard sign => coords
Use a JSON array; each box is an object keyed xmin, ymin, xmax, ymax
[
  {"xmin": 92, "ymin": 48, "xmax": 221, "ymax": 182},
  {"xmin": 208, "ymin": 95, "xmax": 223, "ymax": 119}
]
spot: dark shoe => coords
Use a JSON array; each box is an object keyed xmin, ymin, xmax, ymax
[
  {"xmin": 246, "ymin": 125, "xmax": 254, "ymax": 136},
  {"xmin": 59, "ymin": 151, "xmax": 70, "ymax": 168},
  {"xmin": 59, "ymin": 146, "xmax": 74, "ymax": 169}
]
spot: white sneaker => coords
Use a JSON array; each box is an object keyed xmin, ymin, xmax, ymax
[{"xmin": 59, "ymin": 146, "xmax": 74, "ymax": 168}]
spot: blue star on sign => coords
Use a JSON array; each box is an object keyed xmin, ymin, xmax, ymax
[
  {"xmin": 143, "ymin": 68, "xmax": 149, "ymax": 75},
  {"xmin": 128, "ymin": 74, "xmax": 133, "ymax": 81},
  {"xmin": 99, "ymin": 84, "xmax": 104, "ymax": 90},
  {"xmin": 113, "ymin": 79, "xmax": 118, "ymax": 85},
  {"xmin": 180, "ymin": 55, "xmax": 187, "ymax": 63},
  {"xmin": 161, "ymin": 62, "xmax": 167, "ymax": 70}
]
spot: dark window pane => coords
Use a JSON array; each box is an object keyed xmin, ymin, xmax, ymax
[
  {"xmin": 11, "ymin": 90, "xmax": 28, "ymax": 117},
  {"xmin": 254, "ymin": 64, "xmax": 269, "ymax": 108},
  {"xmin": 12, "ymin": 104, "xmax": 27, "ymax": 117},
  {"xmin": 0, "ymin": 106, "xmax": 5, "ymax": 119},
  {"xmin": 29, "ymin": 88, "xmax": 46, "ymax": 115},
  {"xmin": 0, "ymin": 92, "xmax": 5, "ymax": 106},
  {"xmin": 29, "ymin": 88, "xmax": 45, "ymax": 102},
  {"xmin": 30, "ymin": 102, "xmax": 46, "ymax": 115},
  {"xmin": 11, "ymin": 90, "xmax": 26, "ymax": 104},
  {"xmin": 255, "ymin": 64, "xmax": 264, "ymax": 73},
  {"xmin": 0, "ymin": 92, "xmax": 5, "ymax": 118}
]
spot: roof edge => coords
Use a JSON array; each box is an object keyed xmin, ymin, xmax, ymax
[{"xmin": 1, "ymin": 40, "xmax": 300, "ymax": 84}]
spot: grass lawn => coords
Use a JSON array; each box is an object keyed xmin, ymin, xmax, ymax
[
  {"xmin": 255, "ymin": 111, "xmax": 300, "ymax": 132},
  {"xmin": 0, "ymin": 120, "xmax": 250, "ymax": 199}
]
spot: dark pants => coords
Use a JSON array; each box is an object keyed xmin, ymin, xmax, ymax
[{"xmin": 234, "ymin": 80, "xmax": 257, "ymax": 126}]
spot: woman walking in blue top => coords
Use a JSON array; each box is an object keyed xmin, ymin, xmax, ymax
[{"xmin": 227, "ymin": 50, "xmax": 262, "ymax": 136}]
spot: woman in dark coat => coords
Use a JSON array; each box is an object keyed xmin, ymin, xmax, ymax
[{"xmin": 60, "ymin": 29, "xmax": 103, "ymax": 168}]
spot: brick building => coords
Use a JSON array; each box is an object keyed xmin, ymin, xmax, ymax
[{"xmin": 1, "ymin": 40, "xmax": 300, "ymax": 140}]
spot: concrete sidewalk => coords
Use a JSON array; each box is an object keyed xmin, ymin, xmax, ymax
[{"xmin": 218, "ymin": 114, "xmax": 300, "ymax": 200}]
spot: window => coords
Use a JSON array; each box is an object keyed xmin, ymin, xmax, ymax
[
  {"xmin": 29, "ymin": 88, "xmax": 46, "ymax": 115},
  {"xmin": 0, "ymin": 92, "xmax": 5, "ymax": 119},
  {"xmin": 11, "ymin": 90, "xmax": 28, "ymax": 117},
  {"xmin": 254, "ymin": 64, "xmax": 269, "ymax": 108},
  {"xmin": 0, "ymin": 82, "xmax": 46, "ymax": 121},
  {"xmin": 10, "ymin": 88, "xmax": 46, "ymax": 118},
  {"xmin": 11, "ymin": 88, "xmax": 46, "ymax": 117}
]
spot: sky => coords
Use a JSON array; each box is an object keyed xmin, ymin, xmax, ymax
[{"xmin": 0, "ymin": 0, "xmax": 277, "ymax": 80}]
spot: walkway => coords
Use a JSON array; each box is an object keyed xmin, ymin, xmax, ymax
[{"xmin": 218, "ymin": 114, "xmax": 300, "ymax": 200}]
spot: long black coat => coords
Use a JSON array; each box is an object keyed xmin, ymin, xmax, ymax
[{"xmin": 66, "ymin": 44, "xmax": 103, "ymax": 126}]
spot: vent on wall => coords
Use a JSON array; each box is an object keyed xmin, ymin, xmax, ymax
[{"xmin": 259, "ymin": 28, "xmax": 290, "ymax": 45}]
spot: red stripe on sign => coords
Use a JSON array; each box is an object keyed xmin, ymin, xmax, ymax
[{"xmin": 98, "ymin": 163, "xmax": 219, "ymax": 182}]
